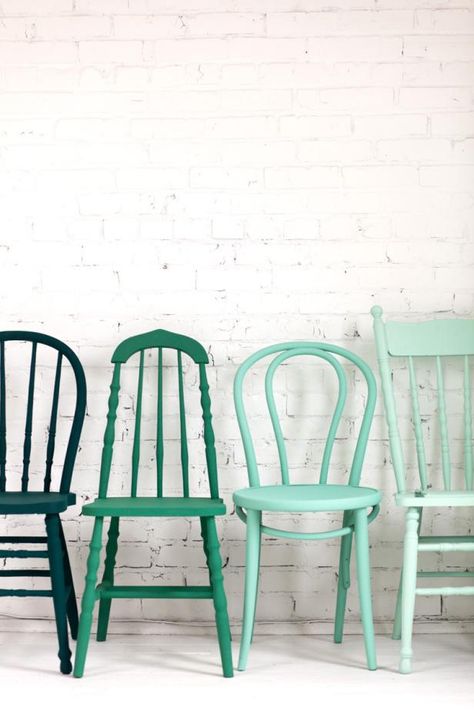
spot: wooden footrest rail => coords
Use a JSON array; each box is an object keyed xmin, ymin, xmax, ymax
[{"xmin": 97, "ymin": 584, "xmax": 213, "ymax": 600}]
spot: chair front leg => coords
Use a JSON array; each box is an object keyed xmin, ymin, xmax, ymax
[
  {"xmin": 392, "ymin": 568, "xmax": 403, "ymax": 641},
  {"xmin": 394, "ymin": 507, "xmax": 422, "ymax": 641},
  {"xmin": 203, "ymin": 516, "xmax": 234, "ymax": 678},
  {"xmin": 97, "ymin": 516, "xmax": 120, "ymax": 642},
  {"xmin": 399, "ymin": 507, "xmax": 420, "ymax": 674},
  {"xmin": 238, "ymin": 508, "xmax": 261, "ymax": 672},
  {"xmin": 73, "ymin": 516, "xmax": 104, "ymax": 678},
  {"xmin": 334, "ymin": 511, "xmax": 353, "ymax": 644},
  {"xmin": 354, "ymin": 507, "xmax": 377, "ymax": 671},
  {"xmin": 45, "ymin": 513, "xmax": 72, "ymax": 674},
  {"xmin": 58, "ymin": 518, "xmax": 79, "ymax": 641}
]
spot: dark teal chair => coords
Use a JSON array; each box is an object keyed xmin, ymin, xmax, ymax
[{"xmin": 0, "ymin": 331, "xmax": 86, "ymax": 673}]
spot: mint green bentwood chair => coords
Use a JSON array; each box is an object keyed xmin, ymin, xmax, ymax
[
  {"xmin": 372, "ymin": 306, "xmax": 474, "ymax": 674},
  {"xmin": 233, "ymin": 342, "xmax": 381, "ymax": 671}
]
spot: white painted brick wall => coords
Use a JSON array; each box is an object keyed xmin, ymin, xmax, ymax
[{"xmin": 0, "ymin": 0, "xmax": 473, "ymax": 634}]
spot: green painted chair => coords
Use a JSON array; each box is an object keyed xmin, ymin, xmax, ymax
[
  {"xmin": 372, "ymin": 306, "xmax": 474, "ymax": 673},
  {"xmin": 73, "ymin": 329, "xmax": 233, "ymax": 678},
  {"xmin": 233, "ymin": 342, "xmax": 381, "ymax": 672},
  {"xmin": 0, "ymin": 331, "xmax": 86, "ymax": 673}
]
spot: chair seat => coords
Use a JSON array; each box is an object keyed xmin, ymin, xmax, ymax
[
  {"xmin": 0, "ymin": 491, "xmax": 76, "ymax": 514},
  {"xmin": 396, "ymin": 490, "xmax": 474, "ymax": 507},
  {"xmin": 82, "ymin": 496, "xmax": 226, "ymax": 517},
  {"xmin": 233, "ymin": 484, "xmax": 380, "ymax": 513}
]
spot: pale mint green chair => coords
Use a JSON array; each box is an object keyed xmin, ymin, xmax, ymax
[
  {"xmin": 372, "ymin": 306, "xmax": 474, "ymax": 674},
  {"xmin": 233, "ymin": 342, "xmax": 381, "ymax": 672}
]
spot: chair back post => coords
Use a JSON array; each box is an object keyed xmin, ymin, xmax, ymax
[
  {"xmin": 98, "ymin": 363, "xmax": 121, "ymax": 499},
  {"xmin": 371, "ymin": 306, "xmax": 406, "ymax": 493},
  {"xmin": 199, "ymin": 363, "xmax": 219, "ymax": 499},
  {"xmin": 57, "ymin": 343, "xmax": 87, "ymax": 494}
]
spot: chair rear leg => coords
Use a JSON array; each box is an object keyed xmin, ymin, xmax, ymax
[
  {"xmin": 58, "ymin": 519, "xmax": 79, "ymax": 641},
  {"xmin": 354, "ymin": 508, "xmax": 377, "ymax": 671},
  {"xmin": 73, "ymin": 516, "xmax": 104, "ymax": 678},
  {"xmin": 204, "ymin": 516, "xmax": 233, "ymax": 678},
  {"xmin": 237, "ymin": 508, "xmax": 261, "ymax": 672},
  {"xmin": 97, "ymin": 516, "xmax": 120, "ymax": 642},
  {"xmin": 45, "ymin": 513, "xmax": 72, "ymax": 674},
  {"xmin": 334, "ymin": 511, "xmax": 353, "ymax": 644},
  {"xmin": 400, "ymin": 507, "xmax": 419, "ymax": 674}
]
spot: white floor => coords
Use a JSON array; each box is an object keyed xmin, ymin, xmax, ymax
[{"xmin": 0, "ymin": 633, "xmax": 472, "ymax": 710}]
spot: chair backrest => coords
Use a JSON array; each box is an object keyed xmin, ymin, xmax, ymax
[
  {"xmin": 372, "ymin": 305, "xmax": 474, "ymax": 493},
  {"xmin": 0, "ymin": 331, "xmax": 86, "ymax": 494},
  {"xmin": 97, "ymin": 329, "xmax": 220, "ymax": 499},
  {"xmin": 234, "ymin": 342, "xmax": 376, "ymax": 488}
]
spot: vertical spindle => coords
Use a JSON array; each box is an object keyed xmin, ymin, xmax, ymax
[
  {"xmin": 464, "ymin": 355, "xmax": 473, "ymax": 489},
  {"xmin": 177, "ymin": 351, "xmax": 189, "ymax": 497},
  {"xmin": 156, "ymin": 348, "xmax": 164, "ymax": 497},
  {"xmin": 44, "ymin": 352, "xmax": 62, "ymax": 492},
  {"xmin": 408, "ymin": 356, "xmax": 428, "ymax": 492},
  {"xmin": 131, "ymin": 350, "xmax": 144, "ymax": 497},
  {"xmin": 22, "ymin": 342, "xmax": 37, "ymax": 492},
  {"xmin": 436, "ymin": 356, "xmax": 451, "ymax": 490}
]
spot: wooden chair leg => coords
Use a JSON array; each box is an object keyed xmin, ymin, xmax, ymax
[
  {"xmin": 73, "ymin": 516, "xmax": 104, "ymax": 678},
  {"xmin": 392, "ymin": 569, "xmax": 403, "ymax": 641},
  {"xmin": 334, "ymin": 512, "xmax": 353, "ymax": 644},
  {"xmin": 45, "ymin": 513, "xmax": 72, "ymax": 674},
  {"xmin": 400, "ymin": 507, "xmax": 419, "ymax": 674},
  {"xmin": 97, "ymin": 516, "xmax": 120, "ymax": 642},
  {"xmin": 58, "ymin": 519, "xmax": 79, "ymax": 641},
  {"xmin": 204, "ymin": 516, "xmax": 233, "ymax": 678},
  {"xmin": 237, "ymin": 508, "xmax": 261, "ymax": 672},
  {"xmin": 354, "ymin": 508, "xmax": 377, "ymax": 671}
]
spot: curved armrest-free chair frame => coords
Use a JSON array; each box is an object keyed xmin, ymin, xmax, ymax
[
  {"xmin": 0, "ymin": 331, "xmax": 86, "ymax": 674},
  {"xmin": 233, "ymin": 341, "xmax": 380, "ymax": 672}
]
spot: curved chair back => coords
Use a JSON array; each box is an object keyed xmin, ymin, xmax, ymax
[
  {"xmin": 0, "ymin": 331, "xmax": 86, "ymax": 494},
  {"xmin": 372, "ymin": 305, "xmax": 474, "ymax": 494},
  {"xmin": 97, "ymin": 329, "xmax": 219, "ymax": 499},
  {"xmin": 234, "ymin": 341, "xmax": 376, "ymax": 488}
]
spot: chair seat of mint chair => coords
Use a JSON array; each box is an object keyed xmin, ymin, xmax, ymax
[
  {"xmin": 233, "ymin": 484, "xmax": 380, "ymax": 513},
  {"xmin": 372, "ymin": 306, "xmax": 474, "ymax": 674},
  {"xmin": 233, "ymin": 342, "xmax": 380, "ymax": 672},
  {"xmin": 0, "ymin": 331, "xmax": 86, "ymax": 674},
  {"xmin": 73, "ymin": 329, "xmax": 233, "ymax": 679}
]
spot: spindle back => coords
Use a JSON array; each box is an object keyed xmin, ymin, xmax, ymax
[
  {"xmin": 97, "ymin": 329, "xmax": 219, "ymax": 499},
  {"xmin": 372, "ymin": 306, "xmax": 474, "ymax": 493},
  {"xmin": 234, "ymin": 341, "xmax": 376, "ymax": 488},
  {"xmin": 0, "ymin": 331, "xmax": 86, "ymax": 494}
]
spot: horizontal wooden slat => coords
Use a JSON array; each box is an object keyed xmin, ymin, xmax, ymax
[
  {"xmin": 98, "ymin": 584, "xmax": 213, "ymax": 600},
  {"xmin": 0, "ymin": 589, "xmax": 52, "ymax": 597},
  {"xmin": 417, "ymin": 571, "xmax": 474, "ymax": 578},
  {"xmin": 416, "ymin": 586, "xmax": 474, "ymax": 596},
  {"xmin": 0, "ymin": 550, "xmax": 49, "ymax": 558},
  {"xmin": 0, "ymin": 536, "xmax": 47, "ymax": 543},
  {"xmin": 0, "ymin": 569, "xmax": 50, "ymax": 577},
  {"xmin": 386, "ymin": 319, "xmax": 474, "ymax": 357}
]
